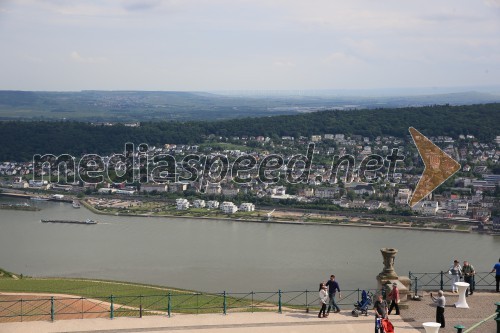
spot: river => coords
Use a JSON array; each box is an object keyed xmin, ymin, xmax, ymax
[{"xmin": 0, "ymin": 197, "xmax": 498, "ymax": 293}]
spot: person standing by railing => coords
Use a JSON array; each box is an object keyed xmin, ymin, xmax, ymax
[
  {"xmin": 430, "ymin": 290, "xmax": 446, "ymax": 328},
  {"xmin": 462, "ymin": 260, "xmax": 475, "ymax": 296},
  {"xmin": 326, "ymin": 274, "xmax": 342, "ymax": 315},
  {"xmin": 318, "ymin": 283, "xmax": 329, "ymax": 318},
  {"xmin": 448, "ymin": 259, "xmax": 462, "ymax": 293},
  {"xmin": 387, "ymin": 282, "xmax": 400, "ymax": 315},
  {"xmin": 491, "ymin": 257, "xmax": 500, "ymax": 292}
]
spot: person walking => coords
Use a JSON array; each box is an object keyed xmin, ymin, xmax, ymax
[
  {"xmin": 492, "ymin": 258, "xmax": 500, "ymax": 292},
  {"xmin": 326, "ymin": 275, "xmax": 342, "ymax": 314},
  {"xmin": 318, "ymin": 283, "xmax": 329, "ymax": 318},
  {"xmin": 374, "ymin": 294, "xmax": 388, "ymax": 333},
  {"xmin": 448, "ymin": 260, "xmax": 462, "ymax": 293},
  {"xmin": 430, "ymin": 290, "xmax": 446, "ymax": 328},
  {"xmin": 387, "ymin": 282, "xmax": 400, "ymax": 315},
  {"xmin": 462, "ymin": 261, "xmax": 475, "ymax": 296}
]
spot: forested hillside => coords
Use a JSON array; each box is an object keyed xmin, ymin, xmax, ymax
[{"xmin": 1, "ymin": 103, "xmax": 498, "ymax": 161}]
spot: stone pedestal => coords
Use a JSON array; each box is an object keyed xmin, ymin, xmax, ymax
[{"xmin": 376, "ymin": 248, "xmax": 411, "ymax": 309}]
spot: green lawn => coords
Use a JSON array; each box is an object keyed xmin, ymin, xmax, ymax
[{"xmin": 0, "ymin": 277, "xmax": 261, "ymax": 314}]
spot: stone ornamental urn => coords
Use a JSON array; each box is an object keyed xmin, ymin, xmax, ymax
[{"xmin": 378, "ymin": 248, "xmax": 399, "ymax": 280}]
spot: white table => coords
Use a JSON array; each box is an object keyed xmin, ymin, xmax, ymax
[
  {"xmin": 423, "ymin": 322, "xmax": 442, "ymax": 333},
  {"xmin": 454, "ymin": 281, "xmax": 470, "ymax": 308}
]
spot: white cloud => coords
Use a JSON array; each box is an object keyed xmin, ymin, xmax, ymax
[
  {"xmin": 70, "ymin": 51, "xmax": 107, "ymax": 64},
  {"xmin": 324, "ymin": 52, "xmax": 362, "ymax": 66},
  {"xmin": 484, "ymin": 0, "xmax": 500, "ymax": 7},
  {"xmin": 273, "ymin": 60, "xmax": 295, "ymax": 67}
]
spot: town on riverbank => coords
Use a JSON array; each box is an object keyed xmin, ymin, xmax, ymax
[{"xmin": 0, "ymin": 130, "xmax": 499, "ymax": 234}]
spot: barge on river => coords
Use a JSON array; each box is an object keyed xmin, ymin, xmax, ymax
[{"xmin": 40, "ymin": 219, "xmax": 97, "ymax": 225}]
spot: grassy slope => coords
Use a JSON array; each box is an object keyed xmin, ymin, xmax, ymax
[{"xmin": 0, "ymin": 273, "xmax": 256, "ymax": 313}]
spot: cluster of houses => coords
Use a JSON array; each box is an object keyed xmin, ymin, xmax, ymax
[
  {"xmin": 1, "ymin": 133, "xmax": 499, "ymax": 226},
  {"xmin": 175, "ymin": 198, "xmax": 255, "ymax": 214}
]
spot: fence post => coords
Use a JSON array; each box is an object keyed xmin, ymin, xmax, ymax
[
  {"xmin": 357, "ymin": 288, "xmax": 360, "ymax": 303},
  {"xmin": 305, "ymin": 289, "xmax": 309, "ymax": 313},
  {"xmin": 440, "ymin": 271, "xmax": 444, "ymax": 291},
  {"xmin": 454, "ymin": 324, "xmax": 465, "ymax": 333},
  {"xmin": 50, "ymin": 296, "xmax": 54, "ymax": 322},
  {"xmin": 167, "ymin": 292, "xmax": 171, "ymax": 318},
  {"xmin": 251, "ymin": 292, "xmax": 254, "ymax": 313},
  {"xmin": 278, "ymin": 290, "xmax": 282, "ymax": 314},
  {"xmin": 414, "ymin": 277, "xmax": 418, "ymax": 296},
  {"xmin": 139, "ymin": 295, "xmax": 143, "ymax": 318},
  {"xmin": 20, "ymin": 299, "xmax": 23, "ymax": 322},
  {"xmin": 495, "ymin": 301, "xmax": 500, "ymax": 333},
  {"xmin": 223, "ymin": 291, "xmax": 227, "ymax": 315},
  {"xmin": 110, "ymin": 295, "xmax": 114, "ymax": 319}
]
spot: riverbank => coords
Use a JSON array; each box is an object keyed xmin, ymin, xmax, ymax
[
  {"xmin": 0, "ymin": 189, "xmax": 488, "ymax": 234},
  {"xmin": 80, "ymin": 199, "xmax": 473, "ymax": 234},
  {"xmin": 0, "ymin": 203, "xmax": 40, "ymax": 211}
]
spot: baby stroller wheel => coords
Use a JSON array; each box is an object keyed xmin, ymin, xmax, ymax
[{"xmin": 352, "ymin": 309, "xmax": 359, "ymax": 317}]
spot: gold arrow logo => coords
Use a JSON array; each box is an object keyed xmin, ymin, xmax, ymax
[{"xmin": 409, "ymin": 127, "xmax": 461, "ymax": 207}]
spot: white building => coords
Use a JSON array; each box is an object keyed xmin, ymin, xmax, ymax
[
  {"xmin": 206, "ymin": 184, "xmax": 222, "ymax": 195},
  {"xmin": 239, "ymin": 203, "xmax": 255, "ymax": 212},
  {"xmin": 220, "ymin": 201, "xmax": 238, "ymax": 214},
  {"xmin": 176, "ymin": 198, "xmax": 190, "ymax": 210},
  {"xmin": 222, "ymin": 187, "xmax": 240, "ymax": 197},
  {"xmin": 315, "ymin": 187, "xmax": 338, "ymax": 199},
  {"xmin": 412, "ymin": 201, "xmax": 439, "ymax": 215},
  {"xmin": 396, "ymin": 188, "xmax": 412, "ymax": 205},
  {"xmin": 193, "ymin": 199, "xmax": 206, "ymax": 208},
  {"xmin": 98, "ymin": 188, "xmax": 116, "ymax": 194},
  {"xmin": 311, "ymin": 135, "xmax": 322, "ymax": 142},
  {"xmin": 142, "ymin": 184, "xmax": 168, "ymax": 193},
  {"xmin": 12, "ymin": 181, "xmax": 28, "ymax": 189},
  {"xmin": 206, "ymin": 200, "xmax": 219, "ymax": 209},
  {"xmin": 457, "ymin": 202, "xmax": 469, "ymax": 216}
]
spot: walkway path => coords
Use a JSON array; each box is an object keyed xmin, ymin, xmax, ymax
[
  {"xmin": 0, "ymin": 311, "xmax": 420, "ymax": 333},
  {"xmin": 400, "ymin": 290, "xmax": 499, "ymax": 333}
]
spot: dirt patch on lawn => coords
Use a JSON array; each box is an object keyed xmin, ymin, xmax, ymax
[{"xmin": 0, "ymin": 293, "xmax": 114, "ymax": 323}]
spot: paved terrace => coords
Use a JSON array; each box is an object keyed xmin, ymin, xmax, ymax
[
  {"xmin": 0, "ymin": 291, "xmax": 498, "ymax": 333},
  {"xmin": 0, "ymin": 311, "xmax": 419, "ymax": 333},
  {"xmin": 400, "ymin": 290, "xmax": 499, "ymax": 333}
]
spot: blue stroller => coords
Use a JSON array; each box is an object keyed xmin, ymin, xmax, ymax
[{"xmin": 352, "ymin": 290, "xmax": 373, "ymax": 317}]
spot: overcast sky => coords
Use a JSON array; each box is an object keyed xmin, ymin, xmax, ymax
[{"xmin": 1, "ymin": 0, "xmax": 500, "ymax": 91}]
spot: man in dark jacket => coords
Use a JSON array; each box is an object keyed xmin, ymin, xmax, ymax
[{"xmin": 326, "ymin": 275, "xmax": 342, "ymax": 314}]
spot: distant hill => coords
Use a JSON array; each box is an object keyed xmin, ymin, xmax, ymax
[
  {"xmin": 0, "ymin": 103, "xmax": 498, "ymax": 161},
  {"xmin": 0, "ymin": 90, "xmax": 499, "ymax": 122}
]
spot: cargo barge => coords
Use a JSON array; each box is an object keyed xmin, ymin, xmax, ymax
[{"xmin": 40, "ymin": 219, "xmax": 97, "ymax": 225}]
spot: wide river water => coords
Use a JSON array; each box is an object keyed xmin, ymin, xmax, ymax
[{"xmin": 0, "ymin": 198, "xmax": 498, "ymax": 293}]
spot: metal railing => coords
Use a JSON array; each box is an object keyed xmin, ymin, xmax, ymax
[
  {"xmin": 408, "ymin": 271, "xmax": 496, "ymax": 294},
  {"xmin": 0, "ymin": 289, "xmax": 380, "ymax": 323},
  {"xmin": 453, "ymin": 302, "xmax": 500, "ymax": 333}
]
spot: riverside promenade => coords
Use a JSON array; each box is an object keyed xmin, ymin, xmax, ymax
[{"xmin": 0, "ymin": 311, "xmax": 420, "ymax": 333}]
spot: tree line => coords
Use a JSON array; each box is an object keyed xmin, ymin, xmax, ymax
[{"xmin": 0, "ymin": 103, "xmax": 498, "ymax": 161}]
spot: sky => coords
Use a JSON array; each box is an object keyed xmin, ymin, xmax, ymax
[{"xmin": 1, "ymin": 0, "xmax": 500, "ymax": 91}]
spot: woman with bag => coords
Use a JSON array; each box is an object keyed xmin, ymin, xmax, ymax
[
  {"xmin": 387, "ymin": 282, "xmax": 400, "ymax": 315},
  {"xmin": 318, "ymin": 282, "xmax": 329, "ymax": 318}
]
